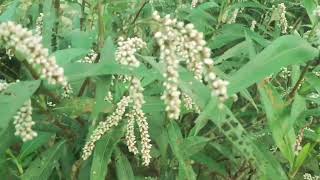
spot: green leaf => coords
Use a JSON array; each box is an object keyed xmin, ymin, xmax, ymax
[
  {"xmin": 115, "ymin": 148, "xmax": 134, "ymax": 180},
  {"xmin": 228, "ymin": 35, "xmax": 318, "ymax": 95},
  {"xmin": 258, "ymin": 83, "xmax": 295, "ymax": 164},
  {"xmin": 167, "ymin": 121, "xmax": 196, "ymax": 180},
  {"xmin": 215, "ymin": 41, "xmax": 248, "ymax": 63},
  {"xmin": 100, "ymin": 37, "xmax": 116, "ymax": 63},
  {"xmin": 42, "ymin": 0, "xmax": 55, "ymax": 49},
  {"xmin": 21, "ymin": 140, "xmax": 65, "ymax": 180},
  {"xmin": 190, "ymin": 152, "xmax": 227, "ymax": 176},
  {"xmin": 0, "ymin": 80, "xmax": 40, "ymax": 134},
  {"xmin": 291, "ymin": 143, "xmax": 311, "ymax": 176},
  {"xmin": 53, "ymin": 48, "xmax": 89, "ymax": 66},
  {"xmin": 303, "ymin": 0, "xmax": 318, "ymax": 25},
  {"xmin": 68, "ymin": 30, "xmax": 95, "ymax": 49},
  {"xmin": 53, "ymin": 97, "xmax": 112, "ymax": 118},
  {"xmin": 0, "ymin": 0, "xmax": 19, "ymax": 22},
  {"xmin": 90, "ymin": 125, "xmax": 125, "ymax": 180},
  {"xmin": 19, "ymin": 132, "xmax": 53, "ymax": 160},
  {"xmin": 181, "ymin": 136, "xmax": 209, "ymax": 158},
  {"xmin": 306, "ymin": 73, "xmax": 320, "ymax": 93}
]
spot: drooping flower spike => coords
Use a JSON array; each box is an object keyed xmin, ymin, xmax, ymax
[
  {"xmin": 152, "ymin": 11, "xmax": 229, "ymax": 119},
  {"xmin": 0, "ymin": 21, "xmax": 67, "ymax": 86}
]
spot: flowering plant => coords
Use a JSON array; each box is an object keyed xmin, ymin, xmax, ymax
[{"xmin": 0, "ymin": 0, "xmax": 319, "ymax": 179}]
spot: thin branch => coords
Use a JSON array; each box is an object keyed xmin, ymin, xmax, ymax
[
  {"xmin": 287, "ymin": 59, "xmax": 320, "ymax": 101},
  {"xmin": 80, "ymin": 0, "xmax": 86, "ymax": 30},
  {"xmin": 131, "ymin": 0, "xmax": 149, "ymax": 25}
]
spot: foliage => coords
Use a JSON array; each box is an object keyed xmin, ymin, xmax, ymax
[{"xmin": 0, "ymin": 0, "xmax": 320, "ymax": 179}]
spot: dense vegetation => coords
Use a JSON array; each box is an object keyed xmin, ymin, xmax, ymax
[{"xmin": 0, "ymin": 0, "xmax": 320, "ymax": 179}]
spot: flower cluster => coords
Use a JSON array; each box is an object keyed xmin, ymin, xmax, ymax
[
  {"xmin": 0, "ymin": 80, "xmax": 9, "ymax": 92},
  {"xmin": 279, "ymin": 67, "xmax": 291, "ymax": 79},
  {"xmin": 82, "ymin": 96, "xmax": 131, "ymax": 160},
  {"xmin": 182, "ymin": 93, "xmax": 200, "ymax": 113},
  {"xmin": 191, "ymin": 0, "xmax": 198, "ymax": 8},
  {"xmin": 62, "ymin": 83, "xmax": 73, "ymax": 98},
  {"xmin": 278, "ymin": 3, "xmax": 288, "ymax": 34},
  {"xmin": 13, "ymin": 100, "xmax": 37, "ymax": 142},
  {"xmin": 227, "ymin": 9, "xmax": 239, "ymax": 24},
  {"xmin": 250, "ymin": 20, "xmax": 257, "ymax": 31},
  {"xmin": 313, "ymin": 6, "xmax": 320, "ymax": 17},
  {"xmin": 304, "ymin": 173, "xmax": 320, "ymax": 180},
  {"xmin": 128, "ymin": 77, "xmax": 152, "ymax": 166},
  {"xmin": 0, "ymin": 21, "xmax": 67, "ymax": 86},
  {"xmin": 125, "ymin": 112, "xmax": 139, "ymax": 155},
  {"xmin": 82, "ymin": 37, "xmax": 152, "ymax": 166},
  {"xmin": 35, "ymin": 13, "xmax": 44, "ymax": 35},
  {"xmin": 115, "ymin": 37, "xmax": 147, "ymax": 67},
  {"xmin": 115, "ymin": 37, "xmax": 151, "ymax": 166},
  {"xmin": 0, "ymin": 80, "xmax": 37, "ymax": 142},
  {"xmin": 152, "ymin": 11, "xmax": 229, "ymax": 119},
  {"xmin": 104, "ymin": 91, "xmax": 113, "ymax": 102},
  {"xmin": 79, "ymin": 49, "xmax": 98, "ymax": 64}
]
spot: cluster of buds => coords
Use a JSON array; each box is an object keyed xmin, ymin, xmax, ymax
[
  {"xmin": 227, "ymin": 8, "xmax": 239, "ymax": 24},
  {"xmin": 278, "ymin": 3, "xmax": 288, "ymax": 34},
  {"xmin": 191, "ymin": 0, "xmax": 198, "ymax": 8},
  {"xmin": 115, "ymin": 37, "xmax": 147, "ymax": 67},
  {"xmin": 79, "ymin": 49, "xmax": 98, "ymax": 64},
  {"xmin": 152, "ymin": 11, "xmax": 229, "ymax": 119},
  {"xmin": 35, "ymin": 13, "xmax": 44, "ymax": 35},
  {"xmin": 13, "ymin": 100, "xmax": 37, "ymax": 142},
  {"xmin": 293, "ymin": 121, "xmax": 313, "ymax": 155},
  {"xmin": 125, "ymin": 112, "xmax": 139, "ymax": 155},
  {"xmin": 61, "ymin": 83, "xmax": 73, "ymax": 98},
  {"xmin": 0, "ymin": 21, "xmax": 67, "ymax": 86},
  {"xmin": 182, "ymin": 93, "xmax": 200, "ymax": 113},
  {"xmin": 82, "ymin": 96, "xmax": 131, "ymax": 160},
  {"xmin": 313, "ymin": 6, "xmax": 320, "ymax": 17},
  {"xmin": 0, "ymin": 80, "xmax": 37, "ymax": 142},
  {"xmin": 279, "ymin": 67, "xmax": 291, "ymax": 79},
  {"xmin": 104, "ymin": 91, "xmax": 113, "ymax": 102},
  {"xmin": 303, "ymin": 173, "xmax": 320, "ymax": 180},
  {"xmin": 0, "ymin": 80, "xmax": 9, "ymax": 92},
  {"xmin": 250, "ymin": 20, "xmax": 257, "ymax": 31}
]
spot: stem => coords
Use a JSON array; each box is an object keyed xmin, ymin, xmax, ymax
[
  {"xmin": 6, "ymin": 149, "xmax": 23, "ymax": 175},
  {"xmin": 80, "ymin": 0, "xmax": 86, "ymax": 30},
  {"xmin": 131, "ymin": 0, "xmax": 149, "ymax": 25},
  {"xmin": 97, "ymin": 0, "xmax": 105, "ymax": 49},
  {"xmin": 287, "ymin": 59, "xmax": 320, "ymax": 101},
  {"xmin": 287, "ymin": 61, "xmax": 311, "ymax": 100},
  {"xmin": 52, "ymin": 0, "xmax": 60, "ymax": 51},
  {"xmin": 78, "ymin": 0, "xmax": 105, "ymax": 96}
]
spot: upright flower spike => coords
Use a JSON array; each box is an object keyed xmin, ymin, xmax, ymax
[
  {"xmin": 278, "ymin": 3, "xmax": 288, "ymax": 34},
  {"xmin": 35, "ymin": 13, "xmax": 44, "ymax": 35},
  {"xmin": 152, "ymin": 11, "xmax": 229, "ymax": 118},
  {"xmin": 0, "ymin": 21, "xmax": 67, "ymax": 86}
]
